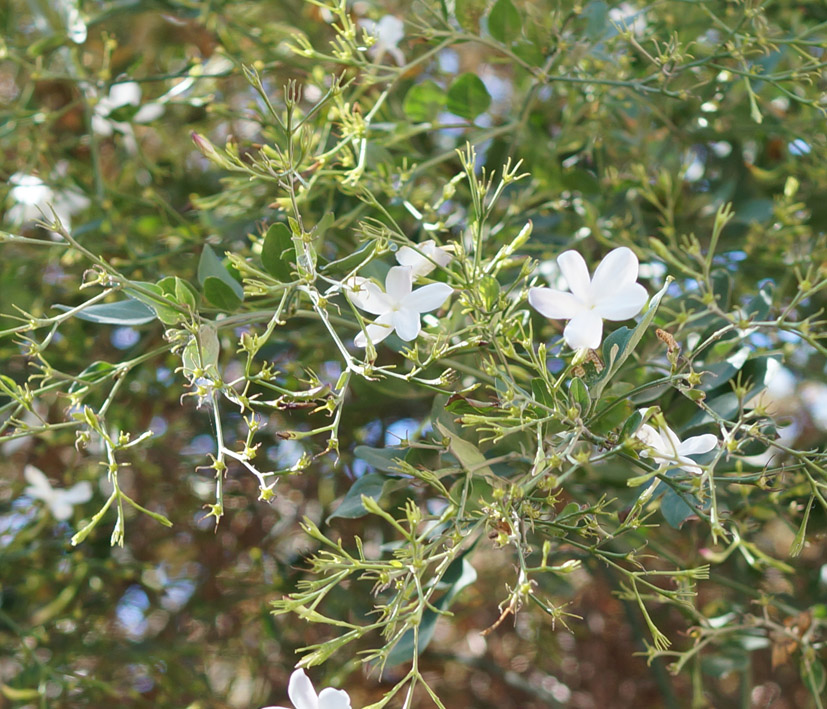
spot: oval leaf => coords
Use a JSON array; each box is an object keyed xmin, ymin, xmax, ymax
[
  {"xmin": 203, "ymin": 277, "xmax": 243, "ymax": 311},
  {"xmin": 488, "ymin": 0, "xmax": 522, "ymax": 44},
  {"xmin": 261, "ymin": 222, "xmax": 296, "ymax": 282},
  {"xmin": 54, "ymin": 299, "xmax": 156, "ymax": 325},
  {"xmin": 447, "ymin": 73, "xmax": 491, "ymax": 121}
]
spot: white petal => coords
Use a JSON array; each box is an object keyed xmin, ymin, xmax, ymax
[
  {"xmin": 354, "ymin": 313, "xmax": 394, "ymax": 347},
  {"xmin": 636, "ymin": 423, "xmax": 661, "ymax": 455},
  {"xmin": 403, "ymin": 282, "xmax": 452, "ymax": 313},
  {"xmin": 376, "ymin": 15, "xmax": 404, "ymax": 46},
  {"xmin": 385, "ymin": 266, "xmax": 412, "ymax": 302},
  {"xmin": 678, "ymin": 434, "xmax": 718, "ymax": 456},
  {"xmin": 91, "ymin": 114, "xmax": 113, "ymax": 136},
  {"xmin": 556, "ymin": 251, "xmax": 592, "ymax": 302},
  {"xmin": 345, "ymin": 276, "xmax": 390, "ymax": 315},
  {"xmin": 24, "ymin": 465, "xmax": 53, "ymax": 497},
  {"xmin": 395, "ymin": 241, "xmax": 452, "ymax": 279},
  {"xmin": 392, "ymin": 308, "xmax": 421, "ymax": 341},
  {"xmin": 594, "ymin": 283, "xmax": 648, "ymax": 321},
  {"xmin": 677, "ymin": 456, "xmax": 703, "ymax": 475},
  {"xmin": 134, "ymin": 102, "xmax": 164, "ymax": 123},
  {"xmin": 590, "ymin": 247, "xmax": 639, "ymax": 298},
  {"xmin": 659, "ymin": 424, "xmax": 683, "ymax": 457},
  {"xmin": 318, "ymin": 688, "xmax": 352, "ymax": 709},
  {"xmin": 62, "ymin": 481, "xmax": 93, "ymax": 504},
  {"xmin": 528, "ymin": 288, "xmax": 587, "ymax": 320},
  {"xmin": 109, "ymin": 82, "xmax": 141, "ymax": 108},
  {"xmin": 563, "ymin": 310, "xmax": 603, "ymax": 350},
  {"xmin": 50, "ymin": 499, "xmax": 74, "ymax": 521},
  {"xmin": 287, "ymin": 669, "xmax": 318, "ymax": 709}
]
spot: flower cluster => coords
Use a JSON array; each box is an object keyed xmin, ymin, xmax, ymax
[
  {"xmin": 23, "ymin": 465, "xmax": 92, "ymax": 521},
  {"xmin": 345, "ymin": 241, "xmax": 453, "ymax": 348},
  {"xmin": 635, "ymin": 416, "xmax": 718, "ymax": 475}
]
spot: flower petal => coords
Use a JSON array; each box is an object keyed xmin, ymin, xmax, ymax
[
  {"xmin": 354, "ymin": 312, "xmax": 394, "ymax": 348},
  {"xmin": 403, "ymin": 282, "xmax": 453, "ymax": 313},
  {"xmin": 24, "ymin": 465, "xmax": 54, "ymax": 499},
  {"xmin": 62, "ymin": 481, "xmax": 93, "ymax": 505},
  {"xmin": 677, "ymin": 456, "xmax": 703, "ymax": 475},
  {"xmin": 594, "ymin": 283, "xmax": 648, "ymax": 321},
  {"xmin": 109, "ymin": 82, "xmax": 141, "ymax": 109},
  {"xmin": 556, "ymin": 250, "xmax": 592, "ymax": 302},
  {"xmin": 563, "ymin": 310, "xmax": 603, "ymax": 350},
  {"xmin": 345, "ymin": 276, "xmax": 390, "ymax": 315},
  {"xmin": 678, "ymin": 434, "xmax": 718, "ymax": 456},
  {"xmin": 50, "ymin": 499, "xmax": 75, "ymax": 521},
  {"xmin": 392, "ymin": 308, "xmax": 421, "ymax": 341},
  {"xmin": 636, "ymin": 423, "xmax": 661, "ymax": 455},
  {"xmin": 318, "ymin": 687, "xmax": 352, "ymax": 709},
  {"xmin": 385, "ymin": 266, "xmax": 413, "ymax": 302},
  {"xmin": 528, "ymin": 288, "xmax": 587, "ymax": 320},
  {"xmin": 287, "ymin": 669, "xmax": 318, "ymax": 709},
  {"xmin": 396, "ymin": 241, "xmax": 452, "ymax": 279},
  {"xmin": 590, "ymin": 247, "xmax": 639, "ymax": 298}
]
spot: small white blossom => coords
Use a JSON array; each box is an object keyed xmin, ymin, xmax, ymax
[
  {"xmin": 346, "ymin": 265, "xmax": 452, "ymax": 347},
  {"xmin": 23, "ymin": 464, "xmax": 92, "ymax": 521},
  {"xmin": 528, "ymin": 247, "xmax": 648, "ymax": 350},
  {"xmin": 92, "ymin": 82, "xmax": 164, "ymax": 137},
  {"xmin": 262, "ymin": 669, "xmax": 351, "ymax": 709},
  {"xmin": 360, "ymin": 15, "xmax": 405, "ymax": 65},
  {"xmin": 6, "ymin": 172, "xmax": 89, "ymax": 232},
  {"xmin": 395, "ymin": 240, "xmax": 452, "ymax": 279},
  {"xmin": 636, "ymin": 420, "xmax": 718, "ymax": 475}
]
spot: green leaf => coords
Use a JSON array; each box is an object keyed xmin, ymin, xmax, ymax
[
  {"xmin": 660, "ymin": 487, "xmax": 697, "ymax": 529},
  {"xmin": 436, "ymin": 421, "xmax": 493, "ymax": 477},
  {"xmin": 802, "ymin": 658, "xmax": 826, "ymax": 696},
  {"xmin": 261, "ymin": 222, "xmax": 296, "ymax": 282},
  {"xmin": 488, "ymin": 0, "xmax": 522, "ymax": 44},
  {"xmin": 320, "ymin": 240, "xmax": 377, "ymax": 274},
  {"xmin": 181, "ymin": 323, "xmax": 220, "ymax": 378},
  {"xmin": 385, "ymin": 554, "xmax": 477, "ymax": 667},
  {"xmin": 203, "ymin": 277, "xmax": 243, "ymax": 311},
  {"xmin": 354, "ymin": 445, "xmax": 408, "ymax": 472},
  {"xmin": 455, "ymin": 0, "xmax": 487, "ymax": 32},
  {"xmin": 403, "ymin": 80, "xmax": 447, "ymax": 122},
  {"xmin": 54, "ymin": 299, "xmax": 156, "ymax": 325},
  {"xmin": 198, "ymin": 244, "xmax": 244, "ymax": 299},
  {"xmin": 743, "ymin": 281, "xmax": 774, "ymax": 320},
  {"xmin": 590, "ymin": 278, "xmax": 671, "ymax": 401},
  {"xmin": 124, "ymin": 281, "xmax": 180, "ymax": 325},
  {"xmin": 569, "ymin": 378, "xmax": 590, "ymax": 416},
  {"xmin": 446, "ymin": 73, "xmax": 491, "ymax": 121},
  {"xmin": 327, "ymin": 473, "xmax": 388, "ymax": 521}
]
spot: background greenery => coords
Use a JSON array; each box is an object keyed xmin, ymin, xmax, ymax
[{"xmin": 1, "ymin": 0, "xmax": 826, "ymax": 707}]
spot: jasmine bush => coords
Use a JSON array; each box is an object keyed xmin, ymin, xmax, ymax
[{"xmin": 1, "ymin": 0, "xmax": 826, "ymax": 706}]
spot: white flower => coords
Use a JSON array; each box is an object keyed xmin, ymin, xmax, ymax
[
  {"xmin": 23, "ymin": 464, "xmax": 92, "ymax": 521},
  {"xmin": 395, "ymin": 240, "xmax": 452, "ymax": 279},
  {"xmin": 609, "ymin": 2, "xmax": 647, "ymax": 36},
  {"xmin": 636, "ymin": 421, "xmax": 718, "ymax": 475},
  {"xmin": 6, "ymin": 172, "xmax": 89, "ymax": 232},
  {"xmin": 92, "ymin": 82, "xmax": 164, "ymax": 137},
  {"xmin": 528, "ymin": 247, "xmax": 648, "ymax": 350},
  {"xmin": 346, "ymin": 265, "xmax": 452, "ymax": 347},
  {"xmin": 262, "ymin": 669, "xmax": 351, "ymax": 709},
  {"xmin": 361, "ymin": 15, "xmax": 405, "ymax": 65}
]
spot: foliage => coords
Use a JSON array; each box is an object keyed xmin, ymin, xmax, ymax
[{"xmin": 1, "ymin": 0, "xmax": 826, "ymax": 706}]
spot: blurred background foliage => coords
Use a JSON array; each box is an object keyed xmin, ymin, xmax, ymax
[{"xmin": 1, "ymin": 0, "xmax": 826, "ymax": 707}]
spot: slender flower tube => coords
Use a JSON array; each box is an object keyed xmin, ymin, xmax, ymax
[
  {"xmin": 528, "ymin": 247, "xmax": 648, "ymax": 350},
  {"xmin": 262, "ymin": 668, "xmax": 351, "ymax": 709},
  {"xmin": 346, "ymin": 266, "xmax": 452, "ymax": 347}
]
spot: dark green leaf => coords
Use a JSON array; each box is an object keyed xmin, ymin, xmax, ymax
[
  {"xmin": 660, "ymin": 487, "xmax": 697, "ymax": 529},
  {"xmin": 354, "ymin": 445, "xmax": 408, "ymax": 473},
  {"xmin": 488, "ymin": 0, "xmax": 521, "ymax": 44},
  {"xmin": 446, "ymin": 73, "xmax": 491, "ymax": 121},
  {"xmin": 455, "ymin": 0, "xmax": 487, "ymax": 32},
  {"xmin": 203, "ymin": 277, "xmax": 243, "ymax": 311},
  {"xmin": 327, "ymin": 473, "xmax": 388, "ymax": 521},
  {"xmin": 261, "ymin": 222, "xmax": 296, "ymax": 282},
  {"xmin": 403, "ymin": 80, "xmax": 447, "ymax": 122},
  {"xmin": 198, "ymin": 245, "xmax": 244, "ymax": 299},
  {"xmin": 569, "ymin": 377, "xmax": 590, "ymax": 416}
]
